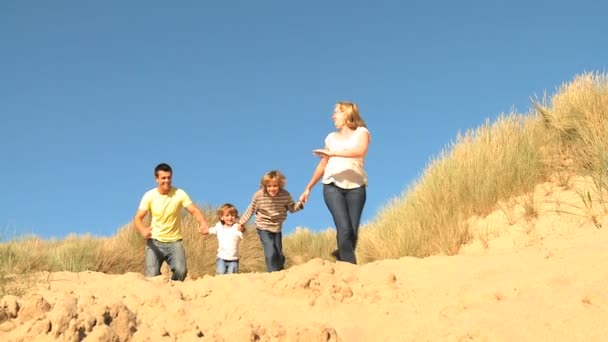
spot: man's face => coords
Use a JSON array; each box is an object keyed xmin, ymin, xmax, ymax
[{"xmin": 156, "ymin": 170, "xmax": 172, "ymax": 194}]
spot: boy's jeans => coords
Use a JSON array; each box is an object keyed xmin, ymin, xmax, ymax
[
  {"xmin": 216, "ymin": 258, "xmax": 239, "ymax": 274},
  {"xmin": 145, "ymin": 239, "xmax": 188, "ymax": 281},
  {"xmin": 323, "ymin": 183, "xmax": 366, "ymax": 264},
  {"xmin": 256, "ymin": 229, "xmax": 285, "ymax": 272}
]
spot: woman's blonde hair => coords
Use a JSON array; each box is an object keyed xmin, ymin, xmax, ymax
[
  {"xmin": 337, "ymin": 101, "xmax": 367, "ymax": 129},
  {"xmin": 260, "ymin": 170, "xmax": 287, "ymax": 191}
]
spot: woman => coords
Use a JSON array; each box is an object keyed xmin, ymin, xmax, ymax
[{"xmin": 299, "ymin": 101, "xmax": 370, "ymax": 264}]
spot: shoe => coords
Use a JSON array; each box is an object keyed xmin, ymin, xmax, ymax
[{"xmin": 330, "ymin": 250, "xmax": 340, "ymax": 260}]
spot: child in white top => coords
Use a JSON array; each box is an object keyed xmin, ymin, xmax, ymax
[{"xmin": 204, "ymin": 203, "xmax": 244, "ymax": 275}]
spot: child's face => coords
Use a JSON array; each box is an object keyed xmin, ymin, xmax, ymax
[
  {"xmin": 265, "ymin": 179, "xmax": 280, "ymax": 197},
  {"xmin": 220, "ymin": 212, "xmax": 236, "ymax": 225}
]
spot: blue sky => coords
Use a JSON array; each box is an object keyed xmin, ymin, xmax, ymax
[{"xmin": 1, "ymin": 1, "xmax": 607, "ymax": 239}]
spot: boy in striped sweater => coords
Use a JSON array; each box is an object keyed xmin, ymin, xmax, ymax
[{"xmin": 239, "ymin": 170, "xmax": 303, "ymax": 272}]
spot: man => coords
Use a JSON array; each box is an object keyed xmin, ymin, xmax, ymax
[{"xmin": 133, "ymin": 163, "xmax": 208, "ymax": 281}]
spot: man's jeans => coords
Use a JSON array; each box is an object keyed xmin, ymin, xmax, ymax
[
  {"xmin": 323, "ymin": 183, "xmax": 366, "ymax": 264},
  {"xmin": 257, "ymin": 229, "xmax": 285, "ymax": 272},
  {"xmin": 145, "ymin": 239, "xmax": 188, "ymax": 281},
  {"xmin": 216, "ymin": 258, "xmax": 239, "ymax": 275}
]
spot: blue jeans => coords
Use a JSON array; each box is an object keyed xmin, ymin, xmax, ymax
[
  {"xmin": 323, "ymin": 183, "xmax": 366, "ymax": 264},
  {"xmin": 216, "ymin": 258, "xmax": 239, "ymax": 275},
  {"xmin": 145, "ymin": 239, "xmax": 188, "ymax": 281},
  {"xmin": 257, "ymin": 229, "xmax": 285, "ymax": 272}
]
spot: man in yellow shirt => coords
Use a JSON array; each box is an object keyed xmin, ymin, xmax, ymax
[{"xmin": 133, "ymin": 163, "xmax": 208, "ymax": 281}]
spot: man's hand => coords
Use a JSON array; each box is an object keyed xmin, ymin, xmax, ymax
[
  {"xmin": 238, "ymin": 224, "xmax": 246, "ymax": 232},
  {"xmin": 198, "ymin": 223, "xmax": 209, "ymax": 235},
  {"xmin": 139, "ymin": 227, "xmax": 152, "ymax": 239}
]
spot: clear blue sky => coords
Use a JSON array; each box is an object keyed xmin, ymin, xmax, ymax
[{"xmin": 2, "ymin": 1, "xmax": 607, "ymax": 239}]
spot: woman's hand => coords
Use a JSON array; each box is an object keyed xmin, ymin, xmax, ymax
[
  {"xmin": 299, "ymin": 189, "xmax": 311, "ymax": 204},
  {"xmin": 313, "ymin": 149, "xmax": 332, "ymax": 157}
]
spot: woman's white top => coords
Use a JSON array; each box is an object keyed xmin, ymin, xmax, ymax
[{"xmin": 322, "ymin": 126, "xmax": 369, "ymax": 189}]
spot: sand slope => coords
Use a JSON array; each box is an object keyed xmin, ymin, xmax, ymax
[{"xmin": 2, "ymin": 180, "xmax": 608, "ymax": 341}]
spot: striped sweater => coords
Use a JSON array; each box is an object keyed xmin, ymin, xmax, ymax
[{"xmin": 238, "ymin": 188, "xmax": 302, "ymax": 232}]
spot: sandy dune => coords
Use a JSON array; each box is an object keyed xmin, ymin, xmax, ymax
[{"xmin": 2, "ymin": 180, "xmax": 608, "ymax": 341}]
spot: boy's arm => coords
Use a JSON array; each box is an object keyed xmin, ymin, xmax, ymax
[
  {"xmin": 286, "ymin": 192, "xmax": 304, "ymax": 213},
  {"xmin": 238, "ymin": 192, "xmax": 258, "ymax": 229}
]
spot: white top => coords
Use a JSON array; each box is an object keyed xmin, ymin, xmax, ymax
[
  {"xmin": 322, "ymin": 126, "xmax": 369, "ymax": 189},
  {"xmin": 208, "ymin": 222, "xmax": 243, "ymax": 261}
]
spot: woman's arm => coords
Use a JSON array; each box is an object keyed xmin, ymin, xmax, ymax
[
  {"xmin": 315, "ymin": 129, "xmax": 370, "ymax": 158},
  {"xmin": 299, "ymin": 157, "xmax": 328, "ymax": 203}
]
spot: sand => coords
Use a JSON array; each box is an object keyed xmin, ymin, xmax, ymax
[{"xmin": 2, "ymin": 179, "xmax": 607, "ymax": 341}]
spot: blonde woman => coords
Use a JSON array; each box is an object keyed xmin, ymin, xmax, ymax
[{"xmin": 300, "ymin": 102, "xmax": 370, "ymax": 264}]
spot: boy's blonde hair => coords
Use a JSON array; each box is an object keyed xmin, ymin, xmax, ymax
[
  {"xmin": 217, "ymin": 203, "xmax": 238, "ymax": 224},
  {"xmin": 337, "ymin": 101, "xmax": 367, "ymax": 129},
  {"xmin": 260, "ymin": 170, "xmax": 287, "ymax": 191}
]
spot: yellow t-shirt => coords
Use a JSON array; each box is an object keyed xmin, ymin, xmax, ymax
[{"xmin": 138, "ymin": 187, "xmax": 193, "ymax": 242}]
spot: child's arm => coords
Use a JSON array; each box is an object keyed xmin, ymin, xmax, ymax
[
  {"xmin": 286, "ymin": 192, "xmax": 304, "ymax": 213},
  {"xmin": 238, "ymin": 192, "xmax": 258, "ymax": 229}
]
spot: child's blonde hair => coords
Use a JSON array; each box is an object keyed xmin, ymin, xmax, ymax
[
  {"xmin": 217, "ymin": 203, "xmax": 238, "ymax": 224},
  {"xmin": 260, "ymin": 170, "xmax": 287, "ymax": 191}
]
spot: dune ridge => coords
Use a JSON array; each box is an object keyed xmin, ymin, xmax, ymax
[{"xmin": 2, "ymin": 178, "xmax": 608, "ymax": 341}]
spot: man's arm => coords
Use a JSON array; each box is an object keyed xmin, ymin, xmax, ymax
[
  {"xmin": 185, "ymin": 203, "xmax": 209, "ymax": 234},
  {"xmin": 133, "ymin": 209, "xmax": 151, "ymax": 239}
]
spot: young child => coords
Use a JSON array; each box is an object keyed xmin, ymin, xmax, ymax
[
  {"xmin": 204, "ymin": 203, "xmax": 244, "ymax": 275},
  {"xmin": 239, "ymin": 170, "xmax": 303, "ymax": 272}
]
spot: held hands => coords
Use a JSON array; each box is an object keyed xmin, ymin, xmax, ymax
[
  {"xmin": 198, "ymin": 223, "xmax": 209, "ymax": 235},
  {"xmin": 139, "ymin": 227, "xmax": 152, "ymax": 239},
  {"xmin": 238, "ymin": 224, "xmax": 246, "ymax": 232},
  {"xmin": 295, "ymin": 200, "xmax": 304, "ymax": 210}
]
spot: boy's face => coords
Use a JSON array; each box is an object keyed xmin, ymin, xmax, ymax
[
  {"xmin": 265, "ymin": 179, "xmax": 280, "ymax": 197},
  {"xmin": 221, "ymin": 212, "xmax": 236, "ymax": 225}
]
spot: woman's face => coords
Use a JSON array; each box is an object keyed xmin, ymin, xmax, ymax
[{"xmin": 332, "ymin": 105, "xmax": 346, "ymax": 129}]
